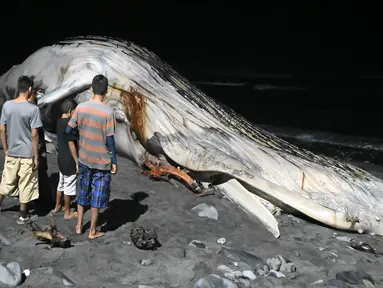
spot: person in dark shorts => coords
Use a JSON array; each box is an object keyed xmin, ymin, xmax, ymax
[
  {"xmin": 52, "ymin": 99, "xmax": 78, "ymax": 219},
  {"xmin": 66, "ymin": 74, "xmax": 117, "ymax": 239}
]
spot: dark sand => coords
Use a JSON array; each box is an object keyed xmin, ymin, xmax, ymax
[{"xmin": 1, "ymin": 153, "xmax": 383, "ymax": 287}]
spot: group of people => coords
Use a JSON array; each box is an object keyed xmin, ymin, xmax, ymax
[{"xmin": 0, "ymin": 74, "xmax": 118, "ymax": 239}]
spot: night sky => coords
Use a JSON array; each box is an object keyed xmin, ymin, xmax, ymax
[
  {"xmin": 0, "ymin": 2, "xmax": 380, "ymax": 75},
  {"xmin": 0, "ymin": 2, "xmax": 382, "ymax": 136}
]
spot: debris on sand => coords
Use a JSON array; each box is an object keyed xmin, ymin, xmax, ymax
[
  {"xmin": 217, "ymin": 237, "xmax": 226, "ymax": 245},
  {"xmin": 191, "ymin": 203, "xmax": 219, "ymax": 220},
  {"xmin": 29, "ymin": 216, "xmax": 72, "ymax": 249},
  {"xmin": 130, "ymin": 225, "xmax": 161, "ymax": 250},
  {"xmin": 0, "ymin": 262, "xmax": 22, "ymax": 287}
]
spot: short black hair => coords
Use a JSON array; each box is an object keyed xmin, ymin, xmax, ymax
[
  {"xmin": 92, "ymin": 74, "xmax": 108, "ymax": 95},
  {"xmin": 17, "ymin": 75, "xmax": 34, "ymax": 93},
  {"xmin": 61, "ymin": 99, "xmax": 77, "ymax": 114}
]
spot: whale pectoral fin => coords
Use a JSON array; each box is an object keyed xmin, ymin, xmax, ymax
[{"xmin": 216, "ymin": 178, "xmax": 280, "ymax": 238}]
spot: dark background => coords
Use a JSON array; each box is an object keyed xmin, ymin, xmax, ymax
[{"xmin": 1, "ymin": 1, "xmax": 382, "ymax": 137}]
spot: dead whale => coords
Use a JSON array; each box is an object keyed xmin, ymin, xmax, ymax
[{"xmin": 1, "ymin": 36, "xmax": 383, "ymax": 238}]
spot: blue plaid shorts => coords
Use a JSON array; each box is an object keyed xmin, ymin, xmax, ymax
[{"xmin": 77, "ymin": 162, "xmax": 111, "ymax": 208}]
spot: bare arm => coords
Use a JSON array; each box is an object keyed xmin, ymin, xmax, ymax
[
  {"xmin": 0, "ymin": 124, "xmax": 7, "ymax": 155},
  {"xmin": 68, "ymin": 141, "xmax": 78, "ymax": 165},
  {"xmin": 31, "ymin": 128, "xmax": 39, "ymax": 160}
]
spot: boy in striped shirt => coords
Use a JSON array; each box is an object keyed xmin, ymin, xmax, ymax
[{"xmin": 67, "ymin": 74, "xmax": 117, "ymax": 239}]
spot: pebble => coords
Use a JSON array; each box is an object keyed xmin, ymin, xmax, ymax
[
  {"xmin": 189, "ymin": 240, "xmax": 207, "ymax": 249},
  {"xmin": 267, "ymin": 270, "xmax": 285, "ymax": 278},
  {"xmin": 242, "ymin": 270, "xmax": 256, "ymax": 281},
  {"xmin": 233, "ymin": 262, "xmax": 238, "ymax": 267},
  {"xmin": 266, "ymin": 255, "xmax": 296, "ymax": 273},
  {"xmin": 217, "ymin": 238, "xmax": 226, "ymax": 245},
  {"xmin": 139, "ymin": 259, "xmax": 153, "ymax": 266},
  {"xmin": 217, "ymin": 265, "xmax": 233, "ymax": 273},
  {"xmin": 256, "ymin": 269, "xmax": 266, "ymax": 276},
  {"xmin": 194, "ymin": 274, "xmax": 238, "ymax": 288},
  {"xmin": 191, "ymin": 203, "xmax": 219, "ymax": 220},
  {"xmin": 311, "ymin": 279, "xmax": 324, "ymax": 285},
  {"xmin": 123, "ymin": 240, "xmax": 132, "ymax": 246},
  {"xmin": 224, "ymin": 271, "xmax": 242, "ymax": 281}
]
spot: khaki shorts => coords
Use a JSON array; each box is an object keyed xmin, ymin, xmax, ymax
[{"xmin": 0, "ymin": 156, "xmax": 39, "ymax": 204}]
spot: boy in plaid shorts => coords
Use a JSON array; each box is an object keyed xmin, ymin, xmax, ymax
[{"xmin": 66, "ymin": 74, "xmax": 117, "ymax": 239}]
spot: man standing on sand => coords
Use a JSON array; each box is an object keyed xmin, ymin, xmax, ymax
[
  {"xmin": 0, "ymin": 76, "xmax": 42, "ymax": 224},
  {"xmin": 66, "ymin": 74, "xmax": 117, "ymax": 239}
]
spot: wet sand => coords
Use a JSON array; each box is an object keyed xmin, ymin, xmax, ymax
[{"xmin": 1, "ymin": 153, "xmax": 383, "ymax": 287}]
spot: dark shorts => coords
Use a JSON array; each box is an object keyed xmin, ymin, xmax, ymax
[{"xmin": 77, "ymin": 162, "xmax": 111, "ymax": 208}]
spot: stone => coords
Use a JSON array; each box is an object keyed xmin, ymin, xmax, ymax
[
  {"xmin": 267, "ymin": 270, "xmax": 285, "ymax": 278},
  {"xmin": 242, "ymin": 270, "xmax": 256, "ymax": 281},
  {"xmin": 194, "ymin": 274, "xmax": 238, "ymax": 288},
  {"xmin": 191, "ymin": 203, "xmax": 219, "ymax": 220},
  {"xmin": 139, "ymin": 259, "xmax": 153, "ymax": 266},
  {"xmin": 224, "ymin": 271, "xmax": 242, "ymax": 281},
  {"xmin": 217, "ymin": 265, "xmax": 233, "ymax": 273},
  {"xmin": 266, "ymin": 256, "xmax": 282, "ymax": 271},
  {"xmin": 0, "ymin": 262, "xmax": 22, "ymax": 287}
]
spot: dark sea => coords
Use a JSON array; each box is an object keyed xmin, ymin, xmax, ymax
[{"xmin": 188, "ymin": 72, "xmax": 383, "ymax": 166}]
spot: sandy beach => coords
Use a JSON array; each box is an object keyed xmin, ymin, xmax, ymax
[{"xmin": 1, "ymin": 153, "xmax": 383, "ymax": 287}]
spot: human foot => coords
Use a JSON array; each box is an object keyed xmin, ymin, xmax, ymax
[
  {"xmin": 64, "ymin": 211, "xmax": 78, "ymax": 220},
  {"xmin": 75, "ymin": 224, "xmax": 83, "ymax": 235},
  {"xmin": 51, "ymin": 205, "xmax": 64, "ymax": 214},
  {"xmin": 88, "ymin": 231, "xmax": 105, "ymax": 240}
]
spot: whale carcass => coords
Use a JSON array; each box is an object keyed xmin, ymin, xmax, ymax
[{"xmin": 0, "ymin": 36, "xmax": 382, "ymax": 238}]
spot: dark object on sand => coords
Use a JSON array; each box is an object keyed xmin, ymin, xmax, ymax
[
  {"xmin": 130, "ymin": 225, "xmax": 161, "ymax": 250},
  {"xmin": 29, "ymin": 216, "xmax": 72, "ymax": 249}
]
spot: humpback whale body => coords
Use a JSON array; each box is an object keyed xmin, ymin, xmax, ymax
[{"xmin": 0, "ymin": 35, "xmax": 382, "ymax": 238}]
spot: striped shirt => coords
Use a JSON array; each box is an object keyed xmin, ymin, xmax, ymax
[{"xmin": 68, "ymin": 101, "xmax": 115, "ymax": 170}]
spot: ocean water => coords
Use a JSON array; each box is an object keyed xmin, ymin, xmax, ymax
[{"xmin": 192, "ymin": 75, "xmax": 383, "ymax": 166}]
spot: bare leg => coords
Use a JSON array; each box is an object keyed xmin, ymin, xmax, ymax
[
  {"xmin": 0, "ymin": 194, "xmax": 4, "ymax": 209},
  {"xmin": 20, "ymin": 203, "xmax": 28, "ymax": 218},
  {"xmin": 76, "ymin": 204, "xmax": 85, "ymax": 234},
  {"xmin": 52, "ymin": 191, "xmax": 63, "ymax": 213},
  {"xmin": 88, "ymin": 207, "xmax": 104, "ymax": 239},
  {"xmin": 64, "ymin": 195, "xmax": 77, "ymax": 219}
]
